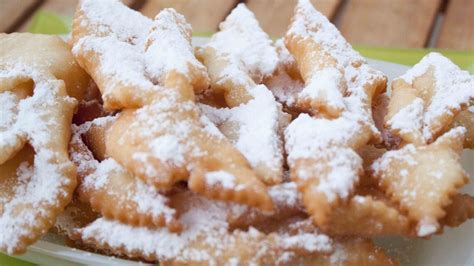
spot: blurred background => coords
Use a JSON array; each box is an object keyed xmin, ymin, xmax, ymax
[{"xmin": 1, "ymin": 0, "xmax": 472, "ymax": 50}]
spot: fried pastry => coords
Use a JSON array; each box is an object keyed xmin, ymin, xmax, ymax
[
  {"xmin": 372, "ymin": 127, "xmax": 468, "ymax": 237},
  {"xmin": 200, "ymin": 85, "xmax": 290, "ymax": 185},
  {"xmin": 441, "ymin": 193, "xmax": 474, "ymax": 228},
  {"xmin": 322, "ymin": 194, "xmax": 413, "ymax": 237},
  {"xmin": 451, "ymin": 107, "xmax": 474, "ymax": 148},
  {"xmin": 72, "ymin": 0, "xmax": 272, "ymax": 211},
  {"xmin": 284, "ymin": 113, "xmax": 373, "ymax": 226},
  {"xmin": 72, "ymin": 0, "xmax": 209, "ymax": 111},
  {"xmin": 284, "ymin": 0, "xmax": 386, "ymax": 125},
  {"xmin": 0, "ymin": 33, "xmax": 90, "ymax": 102},
  {"xmin": 2, "ymin": 0, "xmax": 472, "ymax": 262},
  {"xmin": 69, "ymin": 118, "xmax": 180, "ymax": 231},
  {"xmin": 72, "ymin": 192, "xmax": 397, "ymax": 265},
  {"xmin": 282, "ymin": 0, "xmax": 388, "ymax": 229},
  {"xmin": 197, "ymin": 4, "xmax": 290, "ymax": 185},
  {"xmin": 0, "ymin": 33, "xmax": 88, "ymax": 254},
  {"xmin": 170, "ymin": 182, "xmax": 304, "ymax": 231},
  {"xmin": 198, "ymin": 3, "xmax": 279, "ymax": 107},
  {"xmin": 107, "ymin": 92, "xmax": 272, "ymax": 211},
  {"xmin": 385, "ymin": 53, "xmax": 473, "ymax": 146}
]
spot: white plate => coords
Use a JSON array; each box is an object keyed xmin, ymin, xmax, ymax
[{"xmin": 8, "ymin": 37, "xmax": 474, "ymax": 266}]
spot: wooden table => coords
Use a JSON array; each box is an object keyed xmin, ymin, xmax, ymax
[{"xmin": 0, "ymin": 0, "xmax": 473, "ymax": 48}]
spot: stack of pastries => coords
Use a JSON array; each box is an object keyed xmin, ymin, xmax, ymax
[{"xmin": 0, "ymin": 0, "xmax": 473, "ymax": 265}]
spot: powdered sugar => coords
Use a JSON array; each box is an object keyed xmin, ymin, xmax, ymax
[
  {"xmin": 265, "ymin": 39, "xmax": 304, "ymax": 107},
  {"xmin": 0, "ymin": 146, "xmax": 75, "ymax": 254},
  {"xmin": 78, "ymin": 0, "xmax": 150, "ymax": 45},
  {"xmin": 387, "ymin": 97, "xmax": 424, "ymax": 137},
  {"xmin": 280, "ymin": 228, "xmax": 332, "ymax": 253},
  {"xmin": 76, "ymin": 192, "xmax": 332, "ymax": 262},
  {"xmin": 0, "ymin": 62, "xmax": 78, "ymax": 253},
  {"xmin": 287, "ymin": 0, "xmax": 385, "ymax": 120},
  {"xmin": 205, "ymin": 171, "xmax": 244, "ymax": 191},
  {"xmin": 281, "ymin": 1, "xmax": 387, "ymax": 206},
  {"xmin": 200, "ymin": 85, "xmax": 287, "ymax": 179},
  {"xmin": 268, "ymin": 182, "xmax": 301, "ymax": 209},
  {"xmin": 123, "ymin": 100, "xmax": 209, "ymax": 178},
  {"xmin": 313, "ymin": 148, "xmax": 362, "ymax": 201},
  {"xmin": 70, "ymin": 121, "xmax": 177, "ymax": 225},
  {"xmin": 265, "ymin": 69, "xmax": 303, "ymax": 107},
  {"xmin": 0, "ymin": 92, "xmax": 18, "ymax": 130},
  {"xmin": 274, "ymin": 38, "xmax": 297, "ymax": 70},
  {"xmin": 87, "ymin": 159, "xmax": 176, "ymax": 222},
  {"xmin": 144, "ymin": 9, "xmax": 206, "ymax": 83},
  {"xmin": 285, "ymin": 113, "xmax": 364, "ymax": 162},
  {"xmin": 73, "ymin": 36, "xmax": 154, "ymax": 91},
  {"xmin": 144, "ymin": 134, "xmax": 187, "ymax": 166},
  {"xmin": 393, "ymin": 52, "xmax": 474, "ymax": 141},
  {"xmin": 73, "ymin": 0, "xmax": 208, "ymax": 109},
  {"xmin": 288, "ymin": 0, "xmax": 384, "ymax": 87},
  {"xmin": 76, "ymin": 193, "xmax": 231, "ymax": 261},
  {"xmin": 206, "ymin": 4, "xmax": 278, "ymax": 83},
  {"xmin": 417, "ymin": 218, "xmax": 438, "ymax": 237},
  {"xmin": 371, "ymin": 144, "xmax": 418, "ymax": 176},
  {"xmin": 299, "ymin": 67, "xmax": 345, "ymax": 111}
]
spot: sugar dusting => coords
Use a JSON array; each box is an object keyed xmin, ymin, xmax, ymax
[
  {"xmin": 0, "ymin": 66, "xmax": 77, "ymax": 254},
  {"xmin": 392, "ymin": 52, "xmax": 473, "ymax": 141},
  {"xmin": 284, "ymin": 112, "xmax": 366, "ymax": 202},
  {"xmin": 283, "ymin": 0, "xmax": 385, "ymax": 205},
  {"xmin": 144, "ymin": 9, "xmax": 207, "ymax": 83},
  {"xmin": 387, "ymin": 97, "xmax": 424, "ymax": 137},
  {"xmin": 200, "ymin": 85, "xmax": 287, "ymax": 177},
  {"xmin": 299, "ymin": 68, "xmax": 346, "ymax": 110},
  {"xmin": 122, "ymin": 99, "xmax": 212, "ymax": 179},
  {"xmin": 205, "ymin": 171, "xmax": 244, "ymax": 191},
  {"xmin": 70, "ymin": 120, "xmax": 177, "ymax": 225},
  {"xmin": 206, "ymin": 4, "xmax": 278, "ymax": 83},
  {"xmin": 287, "ymin": 0, "xmax": 385, "ymax": 123},
  {"xmin": 76, "ymin": 191, "xmax": 332, "ymax": 262},
  {"xmin": 73, "ymin": 0, "xmax": 207, "ymax": 106},
  {"xmin": 88, "ymin": 159, "xmax": 176, "ymax": 223}
]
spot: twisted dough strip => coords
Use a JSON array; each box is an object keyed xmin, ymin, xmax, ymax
[
  {"xmin": 282, "ymin": 0, "xmax": 387, "ymax": 229},
  {"xmin": 72, "ymin": 0, "xmax": 272, "ymax": 211},
  {"xmin": 0, "ymin": 72, "xmax": 76, "ymax": 254},
  {"xmin": 372, "ymin": 127, "xmax": 469, "ymax": 237},
  {"xmin": 0, "ymin": 33, "xmax": 88, "ymax": 254},
  {"xmin": 385, "ymin": 53, "xmax": 473, "ymax": 146},
  {"xmin": 69, "ymin": 118, "xmax": 181, "ymax": 231},
  {"xmin": 198, "ymin": 4, "xmax": 279, "ymax": 107},
  {"xmin": 197, "ymin": 4, "xmax": 290, "ymax": 185},
  {"xmin": 284, "ymin": 0, "xmax": 386, "ymax": 122}
]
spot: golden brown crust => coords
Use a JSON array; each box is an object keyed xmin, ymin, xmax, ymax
[
  {"xmin": 372, "ymin": 128, "xmax": 468, "ymax": 236},
  {"xmin": 441, "ymin": 193, "xmax": 474, "ymax": 228},
  {"xmin": 69, "ymin": 120, "xmax": 181, "ymax": 231},
  {"xmin": 0, "ymin": 33, "xmax": 85, "ymax": 254}
]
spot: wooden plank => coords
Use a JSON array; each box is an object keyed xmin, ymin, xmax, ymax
[
  {"xmin": 140, "ymin": 0, "xmax": 237, "ymax": 32},
  {"xmin": 18, "ymin": 0, "xmax": 137, "ymax": 32},
  {"xmin": 247, "ymin": 0, "xmax": 341, "ymax": 37},
  {"xmin": 0, "ymin": 0, "xmax": 39, "ymax": 32},
  {"xmin": 437, "ymin": 0, "xmax": 474, "ymax": 50},
  {"xmin": 338, "ymin": 0, "xmax": 441, "ymax": 48}
]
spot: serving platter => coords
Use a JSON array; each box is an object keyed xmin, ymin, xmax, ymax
[{"xmin": 7, "ymin": 37, "xmax": 474, "ymax": 266}]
